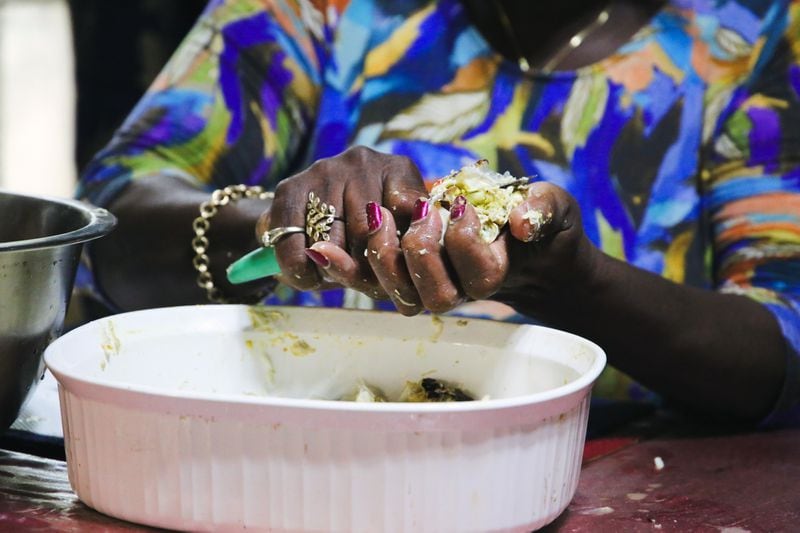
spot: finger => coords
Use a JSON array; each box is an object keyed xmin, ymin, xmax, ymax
[
  {"xmin": 342, "ymin": 172, "xmax": 385, "ymax": 285},
  {"xmin": 254, "ymin": 208, "xmax": 271, "ymax": 243},
  {"xmin": 304, "ymin": 241, "xmax": 386, "ymax": 299},
  {"xmin": 508, "ymin": 181, "xmax": 575, "ymax": 244},
  {"xmin": 269, "ymin": 165, "xmax": 346, "ymax": 290},
  {"xmin": 380, "ymin": 154, "xmax": 429, "ymax": 227},
  {"xmin": 365, "ymin": 203, "xmax": 424, "ymax": 315},
  {"xmin": 339, "ymin": 149, "xmax": 426, "ymax": 272},
  {"xmin": 443, "ymin": 196, "xmax": 509, "ymax": 300},
  {"xmin": 305, "ymin": 148, "xmax": 402, "ymax": 297},
  {"xmin": 402, "ymin": 198, "xmax": 465, "ymax": 314},
  {"xmin": 337, "ymin": 146, "xmax": 428, "ymax": 228}
]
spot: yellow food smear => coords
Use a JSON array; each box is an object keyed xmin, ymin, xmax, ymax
[
  {"xmin": 290, "ymin": 340, "xmax": 314, "ymax": 357},
  {"xmin": 247, "ymin": 306, "xmax": 285, "ymax": 332},
  {"xmin": 430, "ymin": 315, "xmax": 444, "ymax": 342},
  {"xmin": 100, "ymin": 320, "xmax": 121, "ymax": 366}
]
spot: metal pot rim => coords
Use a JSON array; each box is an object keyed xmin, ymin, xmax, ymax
[{"xmin": 0, "ymin": 191, "xmax": 117, "ymax": 252}]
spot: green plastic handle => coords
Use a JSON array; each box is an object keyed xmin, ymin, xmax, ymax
[{"xmin": 226, "ymin": 247, "xmax": 281, "ymax": 284}]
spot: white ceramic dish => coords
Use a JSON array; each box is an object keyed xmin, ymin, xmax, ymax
[{"xmin": 44, "ymin": 305, "xmax": 606, "ymax": 533}]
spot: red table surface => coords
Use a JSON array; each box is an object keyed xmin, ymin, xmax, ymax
[
  {"xmin": 547, "ymin": 429, "xmax": 800, "ymax": 532},
  {"xmin": 0, "ymin": 430, "xmax": 798, "ymax": 532}
]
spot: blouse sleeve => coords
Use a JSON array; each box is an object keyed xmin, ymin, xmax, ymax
[
  {"xmin": 78, "ymin": 0, "xmax": 331, "ymax": 207},
  {"xmin": 704, "ymin": 3, "xmax": 800, "ymax": 427}
]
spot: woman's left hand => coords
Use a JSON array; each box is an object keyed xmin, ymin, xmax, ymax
[{"xmin": 315, "ymin": 180, "xmax": 602, "ymax": 317}]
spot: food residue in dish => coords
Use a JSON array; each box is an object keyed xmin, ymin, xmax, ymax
[
  {"xmin": 343, "ymin": 378, "xmax": 475, "ymax": 403},
  {"xmin": 100, "ymin": 320, "xmax": 121, "ymax": 370},
  {"xmin": 400, "ymin": 378, "xmax": 474, "ymax": 402},
  {"xmin": 244, "ymin": 311, "xmax": 475, "ymax": 403},
  {"xmin": 247, "ymin": 306, "xmax": 286, "ymax": 333},
  {"xmin": 340, "ymin": 381, "xmax": 387, "ymax": 402},
  {"xmin": 288, "ymin": 339, "xmax": 314, "ymax": 357},
  {"xmin": 430, "ymin": 315, "xmax": 444, "ymax": 342},
  {"xmin": 246, "ymin": 307, "xmax": 317, "ymax": 357}
]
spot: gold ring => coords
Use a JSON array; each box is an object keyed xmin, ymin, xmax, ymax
[
  {"xmin": 306, "ymin": 192, "xmax": 344, "ymax": 242},
  {"xmin": 261, "ymin": 226, "xmax": 306, "ymax": 247}
]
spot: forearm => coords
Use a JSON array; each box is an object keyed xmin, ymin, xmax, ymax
[
  {"xmin": 91, "ymin": 175, "xmax": 271, "ymax": 310},
  {"xmin": 505, "ymin": 252, "xmax": 787, "ymax": 421}
]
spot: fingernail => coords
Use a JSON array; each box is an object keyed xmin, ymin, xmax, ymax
[
  {"xmin": 366, "ymin": 201, "xmax": 382, "ymax": 232},
  {"xmin": 412, "ymin": 198, "xmax": 429, "ymax": 222},
  {"xmin": 450, "ymin": 195, "xmax": 467, "ymax": 221},
  {"xmin": 304, "ymin": 248, "xmax": 330, "ymax": 268},
  {"xmin": 521, "ymin": 209, "xmax": 549, "ymax": 242}
]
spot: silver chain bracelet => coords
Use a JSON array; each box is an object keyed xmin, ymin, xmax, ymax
[{"xmin": 191, "ymin": 184, "xmax": 274, "ymax": 303}]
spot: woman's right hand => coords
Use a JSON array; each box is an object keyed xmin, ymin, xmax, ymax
[{"xmin": 259, "ymin": 146, "xmax": 429, "ymax": 310}]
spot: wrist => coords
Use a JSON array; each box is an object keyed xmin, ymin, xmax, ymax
[
  {"xmin": 494, "ymin": 235, "xmax": 608, "ymax": 323},
  {"xmin": 192, "ymin": 185, "xmax": 275, "ymax": 303}
]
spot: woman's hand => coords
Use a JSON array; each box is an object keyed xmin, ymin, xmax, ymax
[
  {"xmin": 295, "ymin": 157, "xmax": 603, "ymax": 318},
  {"xmin": 493, "ymin": 181, "xmax": 603, "ymax": 319},
  {"xmin": 259, "ymin": 146, "xmax": 429, "ymax": 308},
  {"xmin": 357, "ymin": 180, "xmax": 602, "ymax": 317}
]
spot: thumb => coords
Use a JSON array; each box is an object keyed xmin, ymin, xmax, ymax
[{"xmin": 508, "ymin": 182, "xmax": 576, "ymax": 243}]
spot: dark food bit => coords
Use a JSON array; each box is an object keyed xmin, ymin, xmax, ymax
[{"xmin": 400, "ymin": 378, "xmax": 475, "ymax": 402}]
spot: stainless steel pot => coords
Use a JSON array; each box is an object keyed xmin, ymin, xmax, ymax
[{"xmin": 0, "ymin": 190, "xmax": 116, "ymax": 428}]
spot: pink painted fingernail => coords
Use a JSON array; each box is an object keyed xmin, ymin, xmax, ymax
[
  {"xmin": 305, "ymin": 248, "xmax": 330, "ymax": 268},
  {"xmin": 412, "ymin": 198, "xmax": 429, "ymax": 222},
  {"xmin": 450, "ymin": 195, "xmax": 467, "ymax": 221},
  {"xmin": 366, "ymin": 202, "xmax": 382, "ymax": 232}
]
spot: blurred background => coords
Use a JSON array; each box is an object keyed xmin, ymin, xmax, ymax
[
  {"xmin": 0, "ymin": 0, "xmax": 207, "ymax": 451},
  {"xmin": 0, "ymin": 0, "xmax": 205, "ymax": 197}
]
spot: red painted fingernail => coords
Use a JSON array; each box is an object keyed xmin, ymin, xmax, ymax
[
  {"xmin": 305, "ymin": 248, "xmax": 330, "ymax": 268},
  {"xmin": 412, "ymin": 198, "xmax": 429, "ymax": 222},
  {"xmin": 450, "ymin": 195, "xmax": 467, "ymax": 221},
  {"xmin": 366, "ymin": 202, "xmax": 382, "ymax": 232}
]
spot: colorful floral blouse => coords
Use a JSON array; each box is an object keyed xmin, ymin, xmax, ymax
[{"xmin": 79, "ymin": 0, "xmax": 800, "ymax": 426}]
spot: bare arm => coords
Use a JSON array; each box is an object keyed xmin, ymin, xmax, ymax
[
  {"xmin": 498, "ymin": 237, "xmax": 786, "ymax": 421},
  {"xmin": 91, "ymin": 175, "xmax": 272, "ymax": 309}
]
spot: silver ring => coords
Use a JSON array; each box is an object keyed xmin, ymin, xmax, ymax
[
  {"xmin": 261, "ymin": 226, "xmax": 305, "ymax": 247},
  {"xmin": 306, "ymin": 191, "xmax": 344, "ymax": 242}
]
